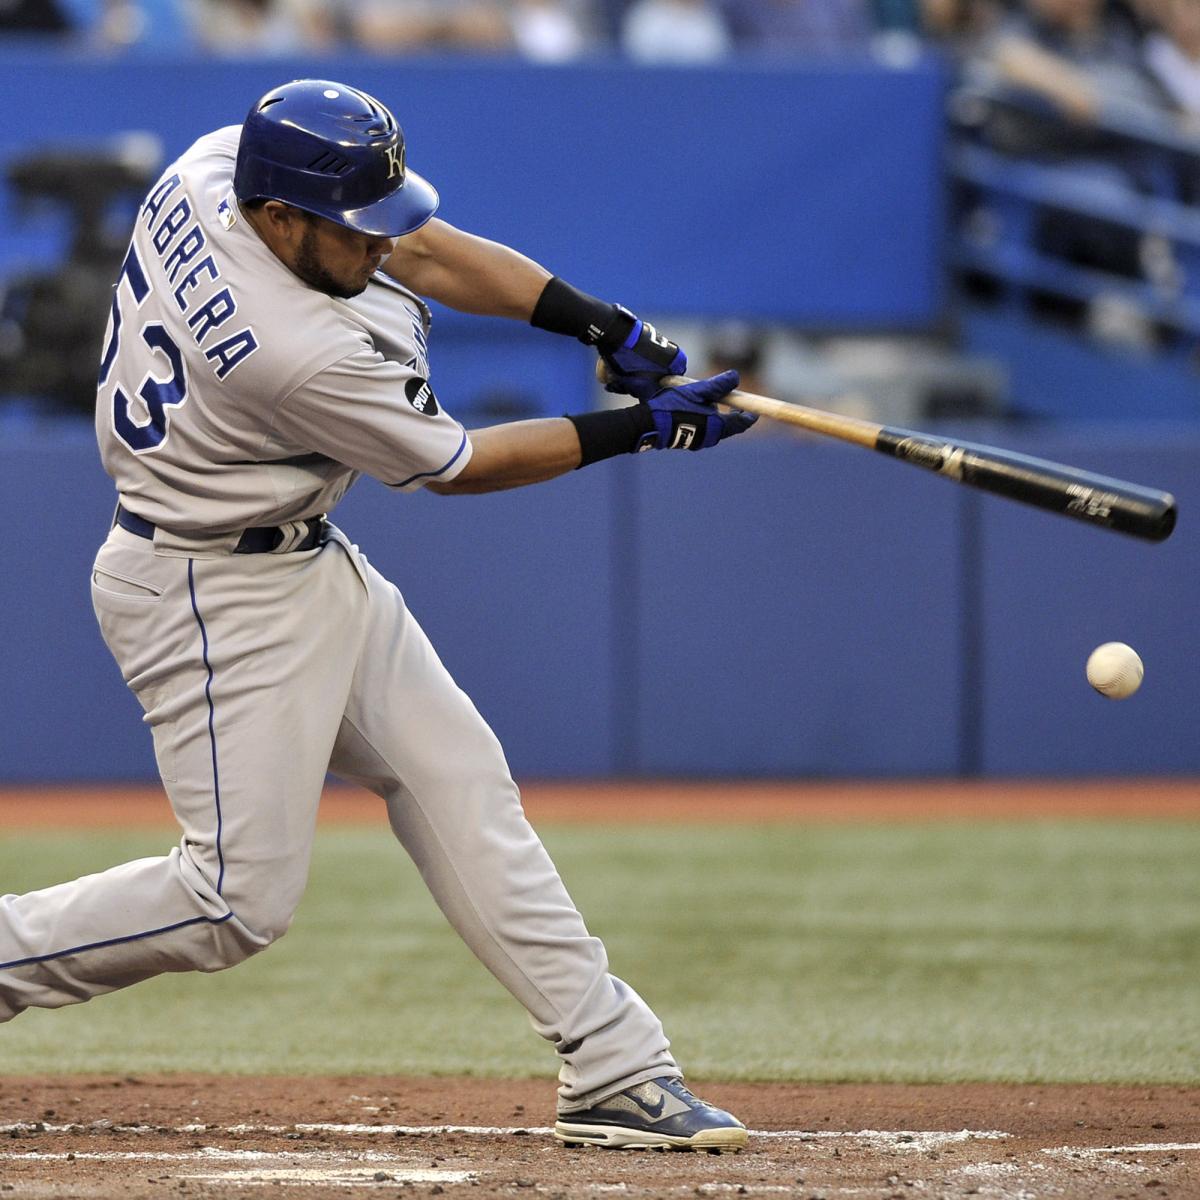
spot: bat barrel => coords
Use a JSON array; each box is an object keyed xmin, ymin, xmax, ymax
[{"xmin": 876, "ymin": 429, "xmax": 1177, "ymax": 542}]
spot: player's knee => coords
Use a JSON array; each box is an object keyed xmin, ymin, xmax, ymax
[
  {"xmin": 217, "ymin": 889, "xmax": 301, "ymax": 955},
  {"xmin": 173, "ymin": 846, "xmax": 301, "ymax": 959},
  {"xmin": 197, "ymin": 905, "xmax": 294, "ymax": 973}
]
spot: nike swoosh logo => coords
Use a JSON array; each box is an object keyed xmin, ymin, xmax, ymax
[{"xmin": 630, "ymin": 1093, "xmax": 666, "ymax": 1119}]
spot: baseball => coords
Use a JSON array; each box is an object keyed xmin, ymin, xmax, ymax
[{"xmin": 1086, "ymin": 642, "xmax": 1144, "ymax": 700}]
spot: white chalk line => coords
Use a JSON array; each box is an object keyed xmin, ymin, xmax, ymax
[
  {"xmin": 181, "ymin": 1168, "xmax": 474, "ymax": 1186},
  {"xmin": 0, "ymin": 1120, "xmax": 1008, "ymax": 1150},
  {"xmin": 0, "ymin": 1145, "xmax": 478, "ymax": 1188},
  {"xmin": 0, "ymin": 1148, "xmax": 411, "ymax": 1163},
  {"xmin": 1044, "ymin": 1142, "xmax": 1200, "ymax": 1156}
]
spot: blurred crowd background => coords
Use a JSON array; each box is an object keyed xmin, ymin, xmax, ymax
[
  {"xmin": 3, "ymin": 0, "xmax": 1200, "ymax": 430},
  {"xmin": 0, "ymin": 0, "xmax": 1198, "ymax": 90}
]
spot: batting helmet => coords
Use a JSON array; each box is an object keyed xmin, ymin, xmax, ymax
[{"xmin": 234, "ymin": 79, "xmax": 439, "ymax": 238}]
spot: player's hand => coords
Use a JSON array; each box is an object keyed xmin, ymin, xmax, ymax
[
  {"xmin": 636, "ymin": 371, "xmax": 757, "ymax": 451},
  {"xmin": 599, "ymin": 306, "xmax": 687, "ymax": 401}
]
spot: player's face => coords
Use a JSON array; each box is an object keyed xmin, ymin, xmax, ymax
[{"xmin": 290, "ymin": 212, "xmax": 398, "ymax": 299}]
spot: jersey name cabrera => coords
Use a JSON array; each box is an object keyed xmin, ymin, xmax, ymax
[{"xmin": 96, "ymin": 127, "xmax": 470, "ymax": 535}]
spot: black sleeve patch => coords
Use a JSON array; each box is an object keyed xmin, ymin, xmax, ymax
[{"xmin": 404, "ymin": 376, "xmax": 440, "ymax": 417}]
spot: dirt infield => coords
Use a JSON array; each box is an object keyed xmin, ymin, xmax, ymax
[
  {"xmin": 2, "ymin": 777, "xmax": 1199, "ymax": 829},
  {"xmin": 0, "ymin": 1076, "xmax": 1197, "ymax": 1199},
  {"xmin": 3, "ymin": 781, "xmax": 1198, "ymax": 1197}
]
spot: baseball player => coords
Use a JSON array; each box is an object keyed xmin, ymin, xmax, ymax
[{"xmin": 0, "ymin": 80, "xmax": 754, "ymax": 1152}]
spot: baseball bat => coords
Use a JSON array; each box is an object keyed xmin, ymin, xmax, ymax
[{"xmin": 596, "ymin": 364, "xmax": 1177, "ymax": 542}]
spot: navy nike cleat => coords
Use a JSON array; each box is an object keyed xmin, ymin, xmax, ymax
[{"xmin": 554, "ymin": 1077, "xmax": 748, "ymax": 1152}]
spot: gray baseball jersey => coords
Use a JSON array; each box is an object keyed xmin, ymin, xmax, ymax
[{"xmin": 0, "ymin": 125, "xmax": 679, "ymax": 1110}]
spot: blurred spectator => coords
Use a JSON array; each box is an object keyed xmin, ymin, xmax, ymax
[
  {"xmin": 1142, "ymin": 0, "xmax": 1200, "ymax": 124},
  {"xmin": 88, "ymin": 0, "xmax": 194, "ymax": 50},
  {"xmin": 183, "ymin": 0, "xmax": 316, "ymax": 53},
  {"xmin": 621, "ymin": 0, "xmax": 731, "ymax": 61},
  {"xmin": 918, "ymin": 0, "xmax": 1003, "ymax": 53},
  {"xmin": 511, "ymin": 0, "xmax": 597, "ymax": 60},
  {"xmin": 0, "ymin": 0, "xmax": 71, "ymax": 31},
  {"xmin": 956, "ymin": 0, "xmax": 1181, "ymax": 340},
  {"xmin": 292, "ymin": 0, "xmax": 599, "ymax": 58},
  {"xmin": 970, "ymin": 0, "xmax": 1168, "ymax": 125},
  {"xmin": 719, "ymin": 0, "xmax": 874, "ymax": 55},
  {"xmin": 93, "ymin": 0, "xmax": 148, "ymax": 46},
  {"xmin": 49, "ymin": 0, "xmax": 194, "ymax": 52},
  {"xmin": 960, "ymin": 0, "xmax": 1174, "ymax": 194},
  {"xmin": 348, "ymin": 0, "xmax": 514, "ymax": 51}
]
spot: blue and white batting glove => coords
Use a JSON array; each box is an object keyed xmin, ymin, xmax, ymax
[
  {"xmin": 637, "ymin": 371, "xmax": 757, "ymax": 451},
  {"xmin": 601, "ymin": 307, "xmax": 688, "ymax": 401}
]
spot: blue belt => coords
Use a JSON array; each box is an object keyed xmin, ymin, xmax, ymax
[{"xmin": 116, "ymin": 504, "xmax": 326, "ymax": 554}]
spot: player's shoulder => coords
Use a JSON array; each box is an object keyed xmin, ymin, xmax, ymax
[
  {"xmin": 191, "ymin": 125, "xmax": 242, "ymax": 159},
  {"xmin": 167, "ymin": 125, "xmax": 241, "ymax": 183}
]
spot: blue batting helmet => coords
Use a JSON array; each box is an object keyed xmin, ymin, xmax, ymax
[{"xmin": 234, "ymin": 79, "xmax": 439, "ymax": 238}]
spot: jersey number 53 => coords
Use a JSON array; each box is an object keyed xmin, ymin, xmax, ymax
[{"xmin": 98, "ymin": 243, "xmax": 189, "ymax": 454}]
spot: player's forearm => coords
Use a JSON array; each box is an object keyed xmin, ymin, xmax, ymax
[
  {"xmin": 383, "ymin": 219, "xmax": 551, "ymax": 318},
  {"xmin": 426, "ymin": 417, "xmax": 582, "ymax": 494},
  {"xmin": 385, "ymin": 223, "xmax": 683, "ymax": 381},
  {"xmin": 426, "ymin": 380, "xmax": 754, "ymax": 494}
]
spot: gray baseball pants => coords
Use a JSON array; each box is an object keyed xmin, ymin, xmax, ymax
[{"xmin": 0, "ymin": 523, "xmax": 678, "ymax": 1109}]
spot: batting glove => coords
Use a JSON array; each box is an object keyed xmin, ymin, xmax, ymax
[
  {"xmin": 600, "ymin": 307, "xmax": 688, "ymax": 401},
  {"xmin": 638, "ymin": 371, "xmax": 757, "ymax": 451}
]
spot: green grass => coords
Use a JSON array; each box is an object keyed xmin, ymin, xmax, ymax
[{"xmin": 1, "ymin": 820, "xmax": 1198, "ymax": 1082}]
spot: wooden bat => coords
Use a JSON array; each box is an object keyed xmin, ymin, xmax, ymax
[{"xmin": 596, "ymin": 363, "xmax": 1177, "ymax": 542}]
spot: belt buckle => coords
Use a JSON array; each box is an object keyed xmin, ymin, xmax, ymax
[
  {"xmin": 267, "ymin": 521, "xmax": 308, "ymax": 554},
  {"xmin": 229, "ymin": 518, "xmax": 325, "ymax": 555},
  {"xmin": 269, "ymin": 518, "xmax": 325, "ymax": 554}
]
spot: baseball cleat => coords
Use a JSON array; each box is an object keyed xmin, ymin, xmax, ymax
[{"xmin": 554, "ymin": 1077, "xmax": 747, "ymax": 1152}]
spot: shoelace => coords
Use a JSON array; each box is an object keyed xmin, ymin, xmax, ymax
[{"xmin": 666, "ymin": 1079, "xmax": 714, "ymax": 1110}]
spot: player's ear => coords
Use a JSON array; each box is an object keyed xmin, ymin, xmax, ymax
[
  {"xmin": 252, "ymin": 200, "xmax": 314, "ymax": 252},
  {"xmin": 241, "ymin": 199, "xmax": 310, "ymax": 265},
  {"xmin": 260, "ymin": 200, "xmax": 297, "ymax": 228}
]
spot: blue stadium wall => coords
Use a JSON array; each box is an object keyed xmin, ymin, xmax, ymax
[
  {"xmin": 5, "ymin": 425, "xmax": 1196, "ymax": 781},
  {"xmin": 0, "ymin": 55, "xmax": 1195, "ymax": 780},
  {"xmin": 0, "ymin": 51, "xmax": 947, "ymax": 327}
]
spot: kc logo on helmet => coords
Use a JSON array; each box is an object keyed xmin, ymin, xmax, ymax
[
  {"xmin": 385, "ymin": 144, "xmax": 405, "ymax": 181},
  {"xmin": 404, "ymin": 376, "xmax": 439, "ymax": 416}
]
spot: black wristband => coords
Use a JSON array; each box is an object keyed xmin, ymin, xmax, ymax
[
  {"xmin": 531, "ymin": 277, "xmax": 634, "ymax": 349},
  {"xmin": 566, "ymin": 405, "xmax": 655, "ymax": 467}
]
